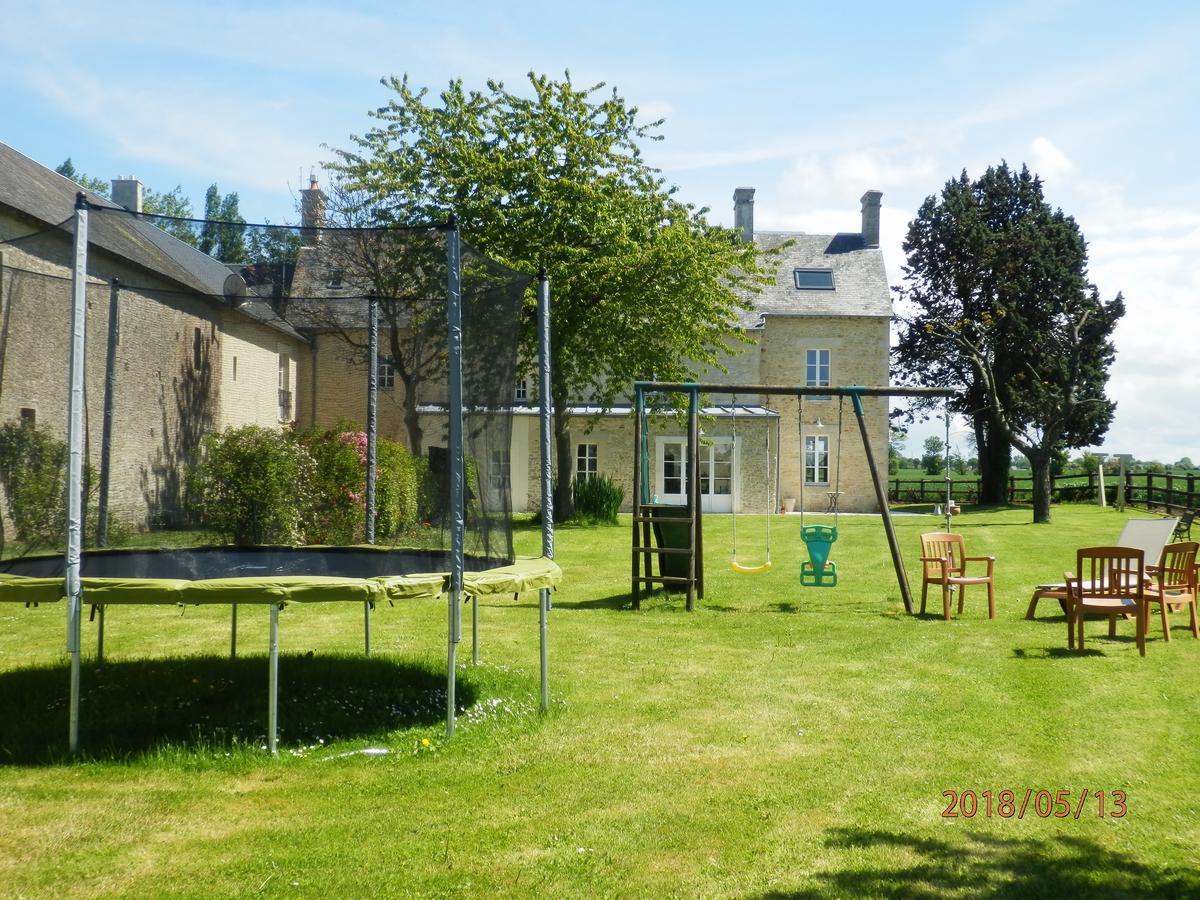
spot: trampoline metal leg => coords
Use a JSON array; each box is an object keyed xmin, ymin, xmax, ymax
[
  {"xmin": 363, "ymin": 600, "xmax": 371, "ymax": 656},
  {"xmin": 97, "ymin": 605, "xmax": 105, "ymax": 662},
  {"xmin": 471, "ymin": 594, "xmax": 479, "ymax": 665},
  {"xmin": 69, "ymin": 648, "xmax": 80, "ymax": 754},
  {"xmin": 539, "ymin": 587, "xmax": 549, "ymax": 713},
  {"xmin": 447, "ymin": 589, "xmax": 460, "ymax": 738},
  {"xmin": 230, "ymin": 604, "xmax": 237, "ymax": 660},
  {"xmin": 268, "ymin": 603, "xmax": 279, "ymax": 756}
]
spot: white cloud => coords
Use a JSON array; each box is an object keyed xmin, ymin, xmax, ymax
[{"xmin": 1029, "ymin": 137, "xmax": 1073, "ymax": 183}]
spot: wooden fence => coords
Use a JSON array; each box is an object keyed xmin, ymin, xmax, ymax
[{"xmin": 889, "ymin": 472, "xmax": 1199, "ymax": 513}]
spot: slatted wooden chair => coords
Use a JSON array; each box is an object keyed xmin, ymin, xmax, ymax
[
  {"xmin": 1143, "ymin": 541, "xmax": 1198, "ymax": 642},
  {"xmin": 1065, "ymin": 547, "xmax": 1146, "ymax": 656},
  {"xmin": 1173, "ymin": 509, "xmax": 1195, "ymax": 542},
  {"xmin": 919, "ymin": 532, "xmax": 996, "ymax": 620}
]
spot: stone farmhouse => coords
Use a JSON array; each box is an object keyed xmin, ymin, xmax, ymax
[
  {"xmin": 289, "ymin": 181, "xmax": 892, "ymax": 515},
  {"xmin": 0, "ymin": 141, "xmax": 891, "ymax": 528},
  {"xmin": 0, "ymin": 142, "xmax": 309, "ymax": 530}
]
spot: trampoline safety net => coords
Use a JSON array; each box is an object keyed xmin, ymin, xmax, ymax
[{"xmin": 0, "ymin": 196, "xmax": 530, "ymax": 580}]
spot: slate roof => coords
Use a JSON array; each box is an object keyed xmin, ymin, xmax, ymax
[
  {"xmin": 0, "ymin": 142, "xmax": 304, "ymax": 342},
  {"xmin": 739, "ymin": 231, "xmax": 891, "ymax": 328}
]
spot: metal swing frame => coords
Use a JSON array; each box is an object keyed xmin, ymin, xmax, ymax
[{"xmin": 631, "ymin": 381, "xmax": 959, "ymax": 614}]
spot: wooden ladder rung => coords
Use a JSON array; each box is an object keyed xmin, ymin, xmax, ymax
[
  {"xmin": 634, "ymin": 575, "xmax": 695, "ymax": 585},
  {"xmin": 632, "ymin": 546, "xmax": 693, "ymax": 555},
  {"xmin": 633, "ymin": 515, "xmax": 693, "ymax": 524}
]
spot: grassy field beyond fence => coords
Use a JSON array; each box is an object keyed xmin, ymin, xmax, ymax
[{"xmin": 1, "ymin": 504, "xmax": 1197, "ymax": 897}]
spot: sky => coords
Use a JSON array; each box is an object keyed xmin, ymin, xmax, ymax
[{"xmin": 3, "ymin": 0, "xmax": 1198, "ymax": 463}]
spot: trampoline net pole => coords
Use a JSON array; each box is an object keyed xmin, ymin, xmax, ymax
[
  {"xmin": 365, "ymin": 293, "xmax": 378, "ymax": 544},
  {"xmin": 537, "ymin": 270, "xmax": 552, "ymax": 711},
  {"xmin": 446, "ymin": 218, "xmax": 464, "ymax": 738},
  {"xmin": 66, "ymin": 193, "xmax": 88, "ymax": 754}
]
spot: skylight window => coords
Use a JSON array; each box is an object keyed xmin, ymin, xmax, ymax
[{"xmin": 794, "ymin": 268, "xmax": 835, "ymax": 290}]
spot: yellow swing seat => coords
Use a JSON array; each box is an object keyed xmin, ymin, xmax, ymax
[{"xmin": 731, "ymin": 559, "xmax": 772, "ymax": 574}]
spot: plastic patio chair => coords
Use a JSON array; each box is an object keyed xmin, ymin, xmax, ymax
[
  {"xmin": 1065, "ymin": 547, "xmax": 1147, "ymax": 656},
  {"xmin": 1143, "ymin": 541, "xmax": 1199, "ymax": 642},
  {"xmin": 919, "ymin": 532, "xmax": 996, "ymax": 620}
]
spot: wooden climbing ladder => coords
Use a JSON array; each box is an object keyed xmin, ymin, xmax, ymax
[{"xmin": 631, "ymin": 387, "xmax": 704, "ymax": 610}]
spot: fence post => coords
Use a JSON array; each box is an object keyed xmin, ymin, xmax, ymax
[{"xmin": 1188, "ymin": 474, "xmax": 1196, "ymax": 509}]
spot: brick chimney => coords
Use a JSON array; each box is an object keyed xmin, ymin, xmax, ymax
[
  {"xmin": 860, "ymin": 189, "xmax": 882, "ymax": 248},
  {"xmin": 111, "ymin": 177, "xmax": 144, "ymax": 213},
  {"xmin": 300, "ymin": 174, "xmax": 326, "ymax": 237},
  {"xmin": 733, "ymin": 187, "xmax": 755, "ymax": 243}
]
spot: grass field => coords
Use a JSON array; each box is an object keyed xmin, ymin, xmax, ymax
[{"xmin": 1, "ymin": 504, "xmax": 1198, "ymax": 897}]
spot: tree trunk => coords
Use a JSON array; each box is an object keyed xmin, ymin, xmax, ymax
[
  {"xmin": 1029, "ymin": 453, "xmax": 1053, "ymax": 524},
  {"xmin": 400, "ymin": 374, "xmax": 424, "ymax": 453},
  {"xmin": 976, "ymin": 416, "xmax": 1011, "ymax": 504},
  {"xmin": 552, "ymin": 400, "xmax": 574, "ymax": 521}
]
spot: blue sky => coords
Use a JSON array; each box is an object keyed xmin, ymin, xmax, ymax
[{"xmin": 4, "ymin": 1, "xmax": 1198, "ymax": 463}]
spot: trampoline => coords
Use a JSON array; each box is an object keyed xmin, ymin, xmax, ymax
[
  {"xmin": 0, "ymin": 549, "xmax": 561, "ymax": 752},
  {"xmin": 0, "ymin": 187, "xmax": 560, "ymax": 754}
]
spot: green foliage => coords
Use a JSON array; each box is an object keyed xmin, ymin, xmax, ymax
[
  {"xmin": 188, "ymin": 426, "xmax": 314, "ymax": 546},
  {"xmin": 0, "ymin": 422, "xmax": 70, "ymax": 550},
  {"xmin": 921, "ymin": 436, "xmax": 946, "ymax": 475},
  {"xmin": 0, "ymin": 421, "xmax": 104, "ymax": 550},
  {"xmin": 571, "ymin": 474, "xmax": 624, "ymax": 524},
  {"xmin": 199, "ymin": 184, "xmax": 247, "ymax": 262},
  {"xmin": 328, "ymin": 72, "xmax": 779, "ymax": 519},
  {"xmin": 299, "ymin": 426, "xmax": 367, "ymax": 545},
  {"xmin": 894, "ymin": 162, "xmax": 1125, "ymax": 522},
  {"xmin": 142, "ymin": 184, "xmax": 198, "ymax": 246},
  {"xmin": 375, "ymin": 440, "xmax": 420, "ymax": 537},
  {"xmin": 54, "ymin": 158, "xmax": 109, "ymax": 197}
]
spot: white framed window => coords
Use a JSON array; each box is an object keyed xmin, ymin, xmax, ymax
[
  {"xmin": 514, "ymin": 379, "xmax": 528, "ymax": 403},
  {"xmin": 806, "ymin": 349, "xmax": 831, "ymax": 400},
  {"xmin": 488, "ymin": 449, "xmax": 510, "ymax": 492},
  {"xmin": 277, "ymin": 353, "xmax": 292, "ymax": 421},
  {"xmin": 805, "ymin": 435, "xmax": 829, "ymax": 485},
  {"xmin": 576, "ymin": 443, "xmax": 598, "ymax": 481},
  {"xmin": 377, "ymin": 360, "xmax": 395, "ymax": 390}
]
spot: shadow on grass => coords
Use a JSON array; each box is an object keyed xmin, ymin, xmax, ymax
[
  {"xmin": 0, "ymin": 654, "xmax": 474, "ymax": 765},
  {"xmin": 761, "ymin": 827, "xmax": 1200, "ymax": 898},
  {"xmin": 1012, "ymin": 646, "xmax": 1107, "ymax": 659},
  {"xmin": 551, "ymin": 592, "xmax": 633, "ymax": 611}
]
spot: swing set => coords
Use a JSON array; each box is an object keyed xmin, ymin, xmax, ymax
[{"xmin": 631, "ymin": 381, "xmax": 959, "ymax": 613}]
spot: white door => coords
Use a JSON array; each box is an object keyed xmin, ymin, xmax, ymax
[{"xmin": 654, "ymin": 438, "xmax": 734, "ymax": 512}]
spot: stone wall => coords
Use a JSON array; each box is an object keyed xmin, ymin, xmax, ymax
[{"xmin": 0, "ymin": 212, "xmax": 307, "ymax": 532}]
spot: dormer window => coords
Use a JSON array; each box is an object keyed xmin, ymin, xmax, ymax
[
  {"xmin": 794, "ymin": 268, "xmax": 834, "ymax": 290},
  {"xmin": 327, "ymin": 269, "xmax": 344, "ymax": 289}
]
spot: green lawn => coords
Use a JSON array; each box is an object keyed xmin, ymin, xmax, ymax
[{"xmin": 1, "ymin": 504, "xmax": 1198, "ymax": 897}]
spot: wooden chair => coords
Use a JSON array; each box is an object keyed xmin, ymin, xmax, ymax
[
  {"xmin": 1143, "ymin": 542, "xmax": 1198, "ymax": 642},
  {"xmin": 919, "ymin": 532, "xmax": 995, "ymax": 620},
  {"xmin": 1173, "ymin": 509, "xmax": 1195, "ymax": 542},
  {"xmin": 1065, "ymin": 547, "xmax": 1146, "ymax": 656}
]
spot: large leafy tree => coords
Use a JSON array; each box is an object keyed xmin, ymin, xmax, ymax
[
  {"xmin": 328, "ymin": 73, "xmax": 774, "ymax": 518},
  {"xmin": 893, "ymin": 163, "xmax": 1124, "ymax": 523}
]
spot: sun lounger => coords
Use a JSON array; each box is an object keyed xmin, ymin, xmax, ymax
[{"xmin": 1025, "ymin": 517, "xmax": 1178, "ymax": 619}]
